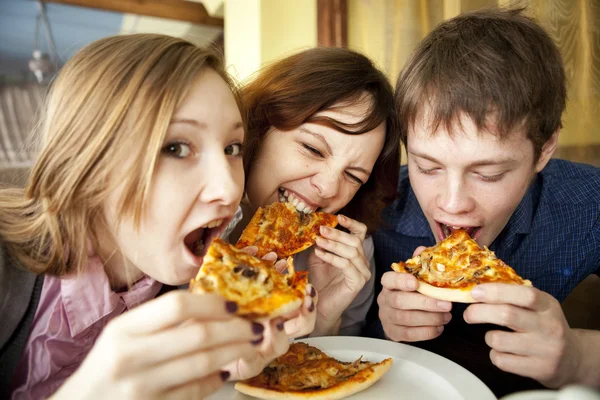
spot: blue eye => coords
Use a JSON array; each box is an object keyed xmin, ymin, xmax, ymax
[
  {"xmin": 162, "ymin": 142, "xmax": 192, "ymax": 158},
  {"xmin": 225, "ymin": 142, "xmax": 243, "ymax": 156}
]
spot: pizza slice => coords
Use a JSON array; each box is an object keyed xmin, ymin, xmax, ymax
[
  {"xmin": 392, "ymin": 229, "xmax": 532, "ymax": 303},
  {"xmin": 189, "ymin": 238, "xmax": 308, "ymax": 319},
  {"xmin": 235, "ymin": 202, "xmax": 338, "ymax": 259},
  {"xmin": 235, "ymin": 342, "xmax": 393, "ymax": 400}
]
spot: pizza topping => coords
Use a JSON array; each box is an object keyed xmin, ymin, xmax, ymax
[
  {"xmin": 238, "ymin": 342, "xmax": 392, "ymax": 392},
  {"xmin": 190, "ymin": 238, "xmax": 308, "ymax": 319},
  {"xmin": 392, "ymin": 229, "xmax": 531, "ymax": 294},
  {"xmin": 236, "ymin": 201, "xmax": 338, "ymax": 259}
]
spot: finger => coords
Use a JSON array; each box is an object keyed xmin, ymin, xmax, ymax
[
  {"xmin": 114, "ymin": 292, "xmax": 237, "ymax": 335},
  {"xmin": 488, "ymin": 350, "xmax": 551, "ymax": 383},
  {"xmin": 314, "ymin": 248, "xmax": 366, "ymax": 291},
  {"xmin": 383, "ymin": 323, "xmax": 445, "ymax": 342},
  {"xmin": 470, "ymin": 284, "xmax": 551, "ymax": 312},
  {"xmin": 285, "ymin": 295, "xmax": 317, "ymax": 338},
  {"xmin": 240, "ymin": 246, "xmax": 258, "ymax": 256},
  {"xmin": 464, "ymin": 303, "xmax": 538, "ymax": 332},
  {"xmin": 485, "ymin": 330, "xmax": 544, "ymax": 357},
  {"xmin": 336, "ymin": 214, "xmax": 367, "ymax": 241},
  {"xmin": 128, "ymin": 319, "xmax": 265, "ymax": 368},
  {"xmin": 412, "ymin": 246, "xmax": 427, "ymax": 257},
  {"xmin": 319, "ymin": 225, "xmax": 366, "ymax": 258},
  {"xmin": 379, "ymin": 287, "xmax": 452, "ymax": 312},
  {"xmin": 261, "ymin": 252, "xmax": 278, "ymax": 263},
  {"xmin": 314, "ymin": 236, "xmax": 370, "ymax": 280},
  {"xmin": 381, "ymin": 308, "xmax": 452, "ymax": 327},
  {"xmin": 274, "ymin": 259, "xmax": 287, "ymax": 273},
  {"xmin": 381, "ymin": 271, "xmax": 419, "ymax": 292},
  {"xmin": 160, "ymin": 371, "xmax": 225, "ymax": 400},
  {"xmin": 143, "ymin": 341, "xmax": 257, "ymax": 391}
]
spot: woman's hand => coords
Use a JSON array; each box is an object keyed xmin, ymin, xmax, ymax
[
  {"xmin": 51, "ymin": 291, "xmax": 263, "ymax": 400},
  {"xmin": 307, "ymin": 214, "xmax": 371, "ymax": 335}
]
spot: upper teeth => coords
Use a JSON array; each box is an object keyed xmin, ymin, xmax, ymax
[
  {"xmin": 202, "ymin": 219, "xmax": 223, "ymax": 229},
  {"xmin": 278, "ymin": 189, "xmax": 316, "ymax": 214}
]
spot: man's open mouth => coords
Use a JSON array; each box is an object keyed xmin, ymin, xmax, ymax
[
  {"xmin": 278, "ymin": 188, "xmax": 318, "ymax": 214},
  {"xmin": 437, "ymin": 222, "xmax": 481, "ymax": 240}
]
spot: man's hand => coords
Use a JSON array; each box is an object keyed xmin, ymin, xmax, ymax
[{"xmin": 464, "ymin": 284, "xmax": 588, "ymax": 388}]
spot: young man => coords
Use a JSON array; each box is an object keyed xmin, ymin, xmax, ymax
[{"xmin": 365, "ymin": 7, "xmax": 600, "ymax": 397}]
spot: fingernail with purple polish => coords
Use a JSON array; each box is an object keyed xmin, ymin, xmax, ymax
[
  {"xmin": 225, "ymin": 301, "xmax": 238, "ymax": 314},
  {"xmin": 252, "ymin": 322, "xmax": 264, "ymax": 335}
]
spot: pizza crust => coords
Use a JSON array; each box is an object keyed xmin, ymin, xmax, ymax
[
  {"xmin": 415, "ymin": 280, "xmax": 477, "ymax": 303},
  {"xmin": 234, "ymin": 358, "xmax": 393, "ymax": 400}
]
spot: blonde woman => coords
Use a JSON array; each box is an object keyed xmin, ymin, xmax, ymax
[{"xmin": 0, "ymin": 34, "xmax": 313, "ymax": 399}]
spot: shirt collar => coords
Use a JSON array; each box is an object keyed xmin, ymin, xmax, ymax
[{"xmin": 61, "ymin": 256, "xmax": 162, "ymax": 337}]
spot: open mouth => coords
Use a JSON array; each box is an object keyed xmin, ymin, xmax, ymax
[
  {"xmin": 437, "ymin": 222, "xmax": 481, "ymax": 241},
  {"xmin": 278, "ymin": 188, "xmax": 318, "ymax": 214},
  {"xmin": 183, "ymin": 219, "xmax": 226, "ymax": 263}
]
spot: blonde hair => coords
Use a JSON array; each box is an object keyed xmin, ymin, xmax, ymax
[{"xmin": 0, "ymin": 34, "xmax": 241, "ymax": 276}]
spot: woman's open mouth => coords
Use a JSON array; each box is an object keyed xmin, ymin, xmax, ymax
[{"xmin": 183, "ymin": 218, "xmax": 227, "ymax": 264}]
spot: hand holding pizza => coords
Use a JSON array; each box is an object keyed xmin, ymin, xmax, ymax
[
  {"xmin": 245, "ymin": 248, "xmax": 318, "ymax": 339},
  {"xmin": 224, "ymin": 317, "xmax": 291, "ymax": 381},
  {"xmin": 307, "ymin": 214, "xmax": 373, "ymax": 335},
  {"xmin": 463, "ymin": 284, "xmax": 585, "ymax": 388},
  {"xmin": 378, "ymin": 246, "xmax": 453, "ymax": 342},
  {"xmin": 51, "ymin": 291, "xmax": 263, "ymax": 400}
]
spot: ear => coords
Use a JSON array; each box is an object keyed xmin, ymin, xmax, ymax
[{"xmin": 534, "ymin": 130, "xmax": 559, "ymax": 173}]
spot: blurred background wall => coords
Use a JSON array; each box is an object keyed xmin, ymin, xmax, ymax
[
  {"xmin": 1, "ymin": 0, "xmax": 597, "ymax": 169},
  {"xmin": 347, "ymin": 0, "xmax": 600, "ymax": 160}
]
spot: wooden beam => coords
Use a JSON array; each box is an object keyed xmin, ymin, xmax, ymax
[
  {"xmin": 44, "ymin": 0, "xmax": 224, "ymax": 27},
  {"xmin": 317, "ymin": 0, "xmax": 347, "ymax": 47}
]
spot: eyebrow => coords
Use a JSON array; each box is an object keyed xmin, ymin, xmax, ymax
[
  {"xmin": 299, "ymin": 126, "xmax": 372, "ymax": 176},
  {"xmin": 408, "ymin": 149, "xmax": 517, "ymax": 167},
  {"xmin": 299, "ymin": 127, "xmax": 332, "ymax": 154},
  {"xmin": 170, "ymin": 118, "xmax": 244, "ymax": 131}
]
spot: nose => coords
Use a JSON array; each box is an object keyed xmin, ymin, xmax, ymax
[
  {"xmin": 435, "ymin": 173, "xmax": 475, "ymax": 215},
  {"xmin": 310, "ymin": 168, "xmax": 341, "ymax": 199},
  {"xmin": 198, "ymin": 154, "xmax": 243, "ymax": 206}
]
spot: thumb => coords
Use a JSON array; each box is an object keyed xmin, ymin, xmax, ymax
[{"xmin": 412, "ymin": 246, "xmax": 427, "ymax": 257}]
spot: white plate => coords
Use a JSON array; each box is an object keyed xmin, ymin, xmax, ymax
[{"xmin": 207, "ymin": 336, "xmax": 496, "ymax": 400}]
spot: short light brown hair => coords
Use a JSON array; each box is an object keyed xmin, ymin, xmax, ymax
[
  {"xmin": 396, "ymin": 7, "xmax": 566, "ymax": 160},
  {"xmin": 242, "ymin": 47, "xmax": 400, "ymax": 233}
]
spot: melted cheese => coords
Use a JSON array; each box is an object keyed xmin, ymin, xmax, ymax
[
  {"xmin": 243, "ymin": 343, "xmax": 378, "ymax": 392},
  {"xmin": 190, "ymin": 239, "xmax": 307, "ymax": 318},
  {"xmin": 394, "ymin": 230, "xmax": 530, "ymax": 290},
  {"xmin": 236, "ymin": 202, "xmax": 338, "ymax": 258}
]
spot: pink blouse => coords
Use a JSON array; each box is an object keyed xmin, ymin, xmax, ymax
[{"xmin": 10, "ymin": 256, "xmax": 162, "ymax": 399}]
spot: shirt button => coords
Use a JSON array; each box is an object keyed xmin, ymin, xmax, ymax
[{"xmin": 562, "ymin": 268, "xmax": 573, "ymax": 277}]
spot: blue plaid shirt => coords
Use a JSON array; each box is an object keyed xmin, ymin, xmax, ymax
[{"xmin": 365, "ymin": 159, "xmax": 600, "ymax": 395}]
